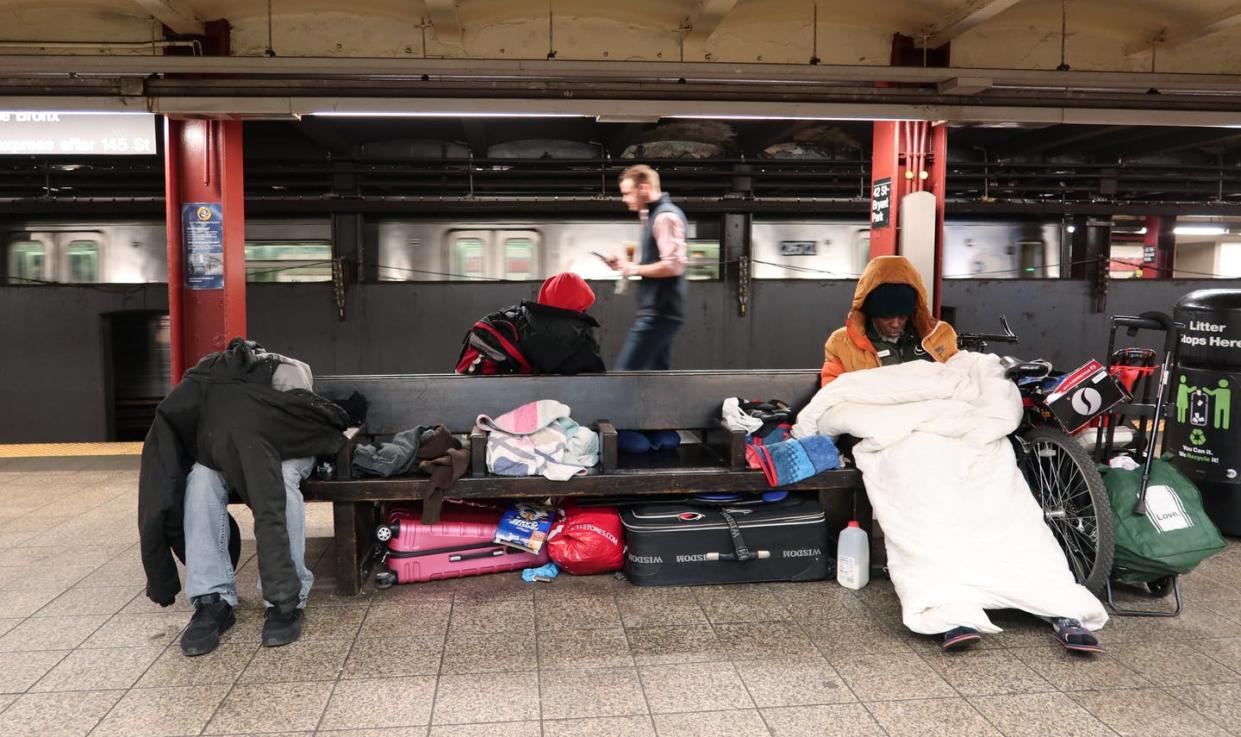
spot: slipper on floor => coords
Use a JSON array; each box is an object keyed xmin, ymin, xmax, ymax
[
  {"xmin": 1052, "ymin": 622, "xmax": 1104, "ymax": 654},
  {"xmin": 942, "ymin": 626, "xmax": 981, "ymax": 651}
]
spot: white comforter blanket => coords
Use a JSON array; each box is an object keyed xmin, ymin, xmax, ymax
[{"xmin": 792, "ymin": 352, "xmax": 1107, "ymax": 634}]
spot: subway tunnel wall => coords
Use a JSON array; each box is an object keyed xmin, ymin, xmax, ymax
[{"xmin": 2, "ymin": 278, "xmax": 1238, "ymax": 443}]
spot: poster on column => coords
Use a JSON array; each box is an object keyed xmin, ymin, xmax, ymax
[{"xmin": 183, "ymin": 203, "xmax": 224, "ymax": 290}]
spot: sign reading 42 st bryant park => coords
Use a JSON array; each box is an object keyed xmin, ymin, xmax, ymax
[
  {"xmin": 871, "ymin": 178, "xmax": 892, "ymax": 229},
  {"xmin": 1165, "ymin": 366, "xmax": 1239, "ymax": 484}
]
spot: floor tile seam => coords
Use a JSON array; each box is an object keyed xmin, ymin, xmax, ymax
[
  {"xmin": 7, "ymin": 644, "xmax": 73, "ymax": 697},
  {"xmin": 619, "ymin": 621, "xmax": 660, "ymax": 732},
  {"xmin": 34, "ymin": 619, "xmax": 175, "ymax": 694},
  {"xmin": 311, "ymin": 630, "xmax": 365, "ymax": 734},
  {"xmin": 899, "ymin": 654, "xmax": 1018, "ymax": 737},
  {"xmin": 6, "ymin": 606, "xmax": 118, "ymax": 652},
  {"xmin": 1152, "ymin": 685, "xmax": 1241, "ymax": 737},
  {"xmin": 1056, "ymin": 684, "xmax": 1163, "ymax": 728},
  {"xmin": 81, "ymin": 630, "xmax": 179, "ymax": 734},
  {"xmin": 911, "ymin": 643, "xmax": 1058, "ymax": 700},
  {"xmin": 854, "ymin": 701, "xmax": 899, "ymax": 737},
  {"xmin": 1005, "ymin": 647, "xmax": 1158, "ymax": 693},
  {"xmin": 961, "ymin": 693, "xmax": 1124, "ymax": 737},
  {"xmin": 728, "ymin": 641, "xmax": 779, "ymax": 737},
  {"xmin": 1191, "ymin": 646, "xmax": 1241, "ymax": 680},
  {"xmin": 194, "ymin": 619, "xmax": 269, "ymax": 736},
  {"xmin": 426, "ymin": 591, "xmax": 453, "ymax": 725}
]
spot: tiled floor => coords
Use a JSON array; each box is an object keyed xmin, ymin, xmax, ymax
[{"xmin": 2, "ymin": 458, "xmax": 1241, "ymax": 737}]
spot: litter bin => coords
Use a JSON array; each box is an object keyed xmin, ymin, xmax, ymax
[{"xmin": 1165, "ymin": 289, "xmax": 1241, "ymax": 535}]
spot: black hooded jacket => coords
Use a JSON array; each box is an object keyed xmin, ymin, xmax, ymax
[
  {"xmin": 138, "ymin": 339, "xmax": 348, "ymax": 610},
  {"xmin": 514, "ymin": 300, "xmax": 606, "ymax": 375}
]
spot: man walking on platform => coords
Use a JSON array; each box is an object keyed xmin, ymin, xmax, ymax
[{"xmin": 605, "ymin": 164, "xmax": 688, "ymax": 370}]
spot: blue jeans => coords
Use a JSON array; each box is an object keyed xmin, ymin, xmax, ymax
[
  {"xmin": 615, "ymin": 315, "xmax": 681, "ymax": 370},
  {"xmin": 183, "ymin": 458, "xmax": 315, "ymax": 609}
]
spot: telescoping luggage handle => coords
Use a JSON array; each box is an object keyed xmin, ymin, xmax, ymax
[
  {"xmin": 1108, "ymin": 311, "xmax": 1183, "ymax": 517},
  {"xmin": 705, "ymin": 509, "xmax": 771, "ymax": 562}
]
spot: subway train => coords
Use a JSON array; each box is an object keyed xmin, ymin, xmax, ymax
[{"xmin": 1, "ymin": 217, "xmax": 1063, "ymax": 286}]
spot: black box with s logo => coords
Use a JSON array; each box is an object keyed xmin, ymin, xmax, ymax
[{"xmin": 1044, "ymin": 359, "xmax": 1130, "ymax": 434}]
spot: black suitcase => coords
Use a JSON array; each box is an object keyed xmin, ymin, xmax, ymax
[{"xmin": 621, "ymin": 495, "xmax": 830, "ymax": 586}]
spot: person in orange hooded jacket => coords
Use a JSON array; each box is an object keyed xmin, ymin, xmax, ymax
[
  {"xmin": 818, "ymin": 256, "xmax": 1106, "ymax": 654},
  {"xmin": 820, "ymin": 255, "xmax": 958, "ymax": 387}
]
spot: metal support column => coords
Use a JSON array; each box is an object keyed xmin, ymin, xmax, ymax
[
  {"xmin": 868, "ymin": 120, "xmax": 948, "ymax": 315},
  {"xmin": 164, "ymin": 117, "xmax": 247, "ymax": 382},
  {"xmin": 1140, "ymin": 215, "xmax": 1176, "ymax": 279}
]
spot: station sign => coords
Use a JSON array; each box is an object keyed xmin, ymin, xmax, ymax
[
  {"xmin": 0, "ymin": 112, "xmax": 157, "ymax": 155},
  {"xmin": 871, "ymin": 177, "xmax": 892, "ymax": 228}
]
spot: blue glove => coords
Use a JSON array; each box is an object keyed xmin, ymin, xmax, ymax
[{"xmin": 522, "ymin": 562, "xmax": 560, "ymax": 582}]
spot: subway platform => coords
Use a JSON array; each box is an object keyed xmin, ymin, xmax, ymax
[{"xmin": 1, "ymin": 446, "xmax": 1241, "ymax": 737}]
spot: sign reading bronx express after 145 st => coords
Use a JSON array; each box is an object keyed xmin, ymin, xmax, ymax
[{"xmin": 0, "ymin": 112, "xmax": 157, "ymax": 155}]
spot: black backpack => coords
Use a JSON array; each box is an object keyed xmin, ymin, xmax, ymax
[{"xmin": 454, "ymin": 307, "xmax": 533, "ymax": 375}]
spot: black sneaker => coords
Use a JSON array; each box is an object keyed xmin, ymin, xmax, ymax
[
  {"xmin": 180, "ymin": 594, "xmax": 235, "ymax": 657},
  {"xmin": 261, "ymin": 607, "xmax": 304, "ymax": 648}
]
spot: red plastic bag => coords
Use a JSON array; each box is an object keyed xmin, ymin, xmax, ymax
[{"xmin": 546, "ymin": 503, "xmax": 624, "ymax": 575}]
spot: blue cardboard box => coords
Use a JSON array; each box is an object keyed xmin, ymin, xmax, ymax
[{"xmin": 494, "ymin": 502, "xmax": 554, "ymax": 554}]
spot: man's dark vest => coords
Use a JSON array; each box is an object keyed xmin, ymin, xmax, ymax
[{"xmin": 637, "ymin": 194, "xmax": 688, "ymax": 322}]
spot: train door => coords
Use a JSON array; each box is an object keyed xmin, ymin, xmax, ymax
[
  {"xmin": 4, "ymin": 235, "xmax": 50, "ymax": 283},
  {"xmin": 4, "ymin": 230, "xmax": 103, "ymax": 283},
  {"xmin": 55, "ymin": 232, "xmax": 104, "ymax": 283},
  {"xmin": 446, "ymin": 228, "xmax": 542, "ymax": 280},
  {"xmin": 497, "ymin": 230, "xmax": 541, "ymax": 280}
]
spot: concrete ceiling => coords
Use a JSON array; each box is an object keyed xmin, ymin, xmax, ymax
[{"xmin": 1, "ymin": 0, "xmax": 1241, "ymax": 74}]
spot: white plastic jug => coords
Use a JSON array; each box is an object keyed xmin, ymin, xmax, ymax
[{"xmin": 836, "ymin": 520, "xmax": 870, "ymax": 590}]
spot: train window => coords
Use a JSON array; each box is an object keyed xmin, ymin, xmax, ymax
[
  {"xmin": 7, "ymin": 241, "xmax": 45, "ymax": 283},
  {"xmin": 504, "ymin": 238, "xmax": 534, "ymax": 280},
  {"xmin": 1018, "ymin": 240, "xmax": 1046, "ymax": 278},
  {"xmin": 65, "ymin": 240, "xmax": 100, "ymax": 283},
  {"xmin": 451, "ymin": 236, "xmax": 486, "ymax": 280},
  {"xmin": 686, "ymin": 240, "xmax": 721, "ymax": 280},
  {"xmin": 244, "ymin": 241, "xmax": 332, "ymax": 282}
]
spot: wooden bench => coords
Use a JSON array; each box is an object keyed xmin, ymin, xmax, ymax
[{"xmin": 303, "ymin": 370, "xmax": 867, "ymax": 595}]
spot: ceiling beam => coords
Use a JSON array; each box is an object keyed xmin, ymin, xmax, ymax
[
  {"xmin": 131, "ymin": 0, "xmax": 204, "ymax": 35},
  {"xmin": 683, "ymin": 0, "xmax": 740, "ymax": 43},
  {"xmin": 12, "ymin": 56, "xmax": 1241, "ymax": 96},
  {"xmin": 921, "ymin": 0, "xmax": 1027, "ymax": 48},
  {"xmin": 424, "ymin": 0, "xmax": 460, "ymax": 39},
  {"xmin": 992, "ymin": 126, "xmax": 1124, "ymax": 156},
  {"xmin": 1125, "ymin": 7, "xmax": 1241, "ymax": 55}
]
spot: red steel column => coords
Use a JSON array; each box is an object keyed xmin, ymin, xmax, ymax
[
  {"xmin": 868, "ymin": 121, "xmax": 900, "ymax": 258},
  {"xmin": 1140, "ymin": 215, "xmax": 1176, "ymax": 279},
  {"xmin": 164, "ymin": 117, "xmax": 247, "ymax": 382},
  {"xmin": 867, "ymin": 120, "xmax": 948, "ymax": 314}
]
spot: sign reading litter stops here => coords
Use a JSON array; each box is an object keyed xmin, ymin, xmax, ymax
[{"xmin": 0, "ymin": 112, "xmax": 157, "ymax": 155}]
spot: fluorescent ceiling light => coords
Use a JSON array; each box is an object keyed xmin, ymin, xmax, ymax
[
  {"xmin": 666, "ymin": 114, "xmax": 917, "ymax": 121},
  {"xmin": 1066, "ymin": 225, "xmax": 1076, "ymax": 233},
  {"xmin": 309, "ymin": 112, "xmax": 585, "ymax": 118},
  {"xmin": 1174, "ymin": 225, "xmax": 1227, "ymax": 236}
]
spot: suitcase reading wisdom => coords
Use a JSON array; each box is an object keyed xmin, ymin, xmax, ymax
[{"xmin": 621, "ymin": 495, "xmax": 830, "ymax": 586}]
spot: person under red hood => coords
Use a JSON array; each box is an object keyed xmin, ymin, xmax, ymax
[
  {"xmin": 537, "ymin": 272, "xmax": 596, "ymax": 313},
  {"xmin": 456, "ymin": 272, "xmax": 606, "ymax": 376}
]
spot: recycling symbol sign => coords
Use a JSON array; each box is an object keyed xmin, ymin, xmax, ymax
[{"xmin": 1190, "ymin": 428, "xmax": 1208, "ymax": 446}]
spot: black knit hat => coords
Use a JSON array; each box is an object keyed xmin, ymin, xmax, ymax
[{"xmin": 862, "ymin": 283, "xmax": 918, "ymax": 318}]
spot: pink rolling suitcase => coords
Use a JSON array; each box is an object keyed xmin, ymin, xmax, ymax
[{"xmin": 372, "ymin": 503, "xmax": 548, "ymax": 588}]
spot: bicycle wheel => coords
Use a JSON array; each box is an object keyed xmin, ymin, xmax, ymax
[{"xmin": 1018, "ymin": 426, "xmax": 1115, "ymax": 595}]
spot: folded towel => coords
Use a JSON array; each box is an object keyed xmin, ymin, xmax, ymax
[{"xmin": 754, "ymin": 436, "xmax": 841, "ymax": 488}]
